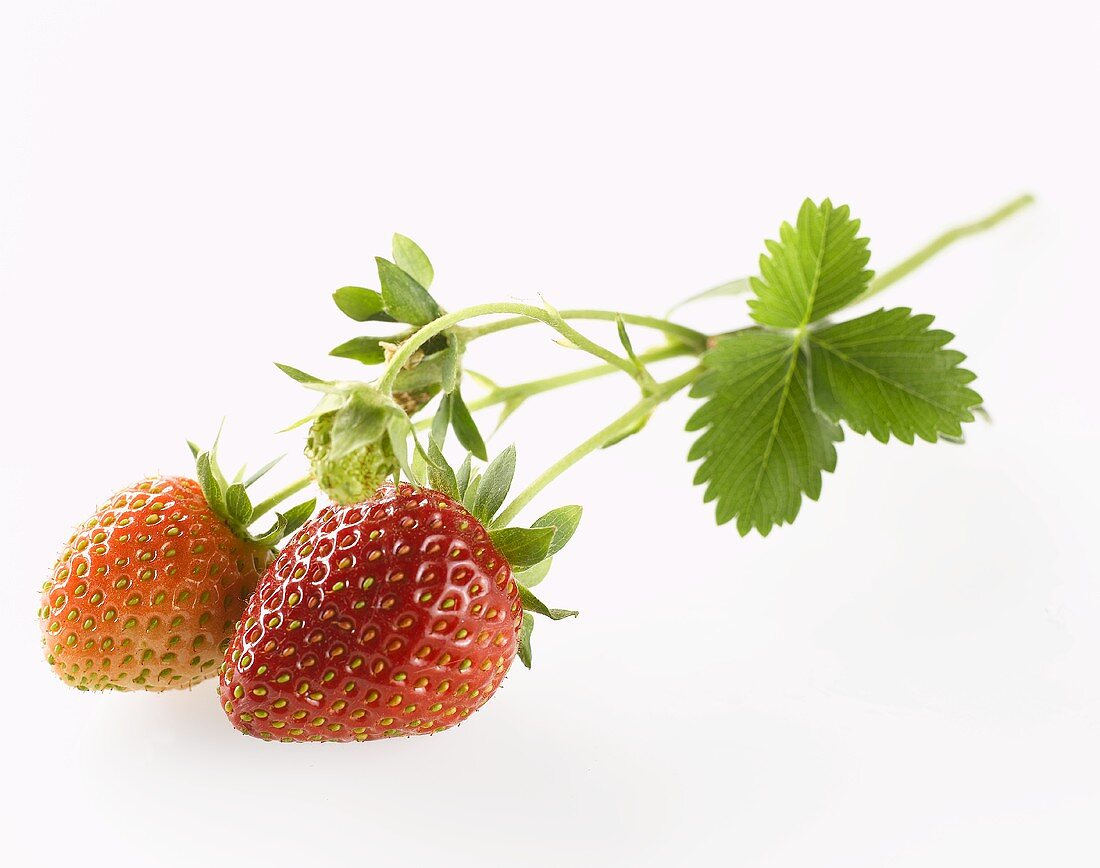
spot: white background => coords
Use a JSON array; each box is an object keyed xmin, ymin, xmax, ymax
[{"xmin": 1, "ymin": 2, "xmax": 1096, "ymax": 865}]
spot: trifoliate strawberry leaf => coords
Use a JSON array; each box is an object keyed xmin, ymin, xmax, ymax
[
  {"xmin": 450, "ymin": 387, "xmax": 488, "ymax": 461},
  {"xmin": 333, "ymin": 286, "xmax": 395, "ymax": 322},
  {"xmin": 749, "ymin": 199, "xmax": 872, "ymax": 328},
  {"xmin": 474, "ymin": 445, "xmax": 517, "ymax": 525},
  {"xmin": 392, "ymin": 234, "xmax": 434, "ymax": 290},
  {"xmin": 532, "ymin": 505, "xmax": 582, "ymax": 555},
  {"xmin": 330, "ymin": 336, "xmax": 387, "ymax": 365},
  {"xmin": 489, "ymin": 526, "xmax": 555, "ymax": 569},
  {"xmin": 808, "ymin": 307, "xmax": 982, "ymax": 443},
  {"xmin": 518, "ymin": 584, "xmax": 579, "ymax": 620},
  {"xmin": 518, "ymin": 612, "xmax": 535, "ymax": 669},
  {"xmin": 376, "ymin": 257, "xmax": 440, "ymax": 326},
  {"xmin": 514, "ymin": 556, "xmax": 552, "ymax": 589},
  {"xmin": 687, "ymin": 330, "xmax": 842, "ymax": 536}
]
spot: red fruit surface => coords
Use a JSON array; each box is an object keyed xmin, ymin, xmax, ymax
[
  {"xmin": 39, "ymin": 476, "xmax": 270, "ymax": 691},
  {"xmin": 219, "ymin": 483, "xmax": 522, "ymax": 742}
]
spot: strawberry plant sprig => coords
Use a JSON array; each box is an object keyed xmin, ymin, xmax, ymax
[{"xmin": 41, "ymin": 194, "xmax": 1032, "ymax": 744}]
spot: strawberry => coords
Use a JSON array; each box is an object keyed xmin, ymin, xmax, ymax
[
  {"xmin": 39, "ymin": 445, "xmax": 316, "ymax": 692},
  {"xmin": 219, "ymin": 483, "xmax": 523, "ymax": 742}
]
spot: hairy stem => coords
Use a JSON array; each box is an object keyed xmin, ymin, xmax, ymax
[
  {"xmin": 414, "ymin": 343, "xmax": 696, "ymax": 431},
  {"xmin": 494, "ymin": 367, "xmax": 700, "ymax": 526},
  {"xmin": 378, "ymin": 302, "xmax": 643, "ymax": 393},
  {"xmin": 860, "ymin": 194, "xmax": 1034, "ymax": 301},
  {"xmin": 463, "ymin": 309, "xmax": 707, "ymax": 351}
]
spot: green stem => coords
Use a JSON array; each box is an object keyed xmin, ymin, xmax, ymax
[
  {"xmin": 250, "ymin": 475, "xmax": 312, "ymax": 522},
  {"xmin": 414, "ymin": 343, "xmax": 695, "ymax": 430},
  {"xmin": 494, "ymin": 367, "xmax": 701, "ymax": 526},
  {"xmin": 859, "ymin": 194, "xmax": 1034, "ymax": 301},
  {"xmin": 464, "ymin": 309, "xmax": 707, "ymax": 350},
  {"xmin": 379, "ymin": 302, "xmax": 642, "ymax": 393}
]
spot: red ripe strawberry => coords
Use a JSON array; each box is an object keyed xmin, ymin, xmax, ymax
[
  {"xmin": 39, "ymin": 476, "xmax": 270, "ymax": 691},
  {"xmin": 219, "ymin": 483, "xmax": 522, "ymax": 742}
]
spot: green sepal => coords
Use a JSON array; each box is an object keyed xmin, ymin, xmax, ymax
[
  {"xmin": 473, "ymin": 445, "xmax": 517, "ymax": 525},
  {"xmin": 333, "ymin": 286, "xmax": 395, "ymax": 322},
  {"xmin": 427, "ymin": 441, "xmax": 459, "ymax": 500},
  {"xmin": 392, "ymin": 234, "xmax": 435, "ymax": 290},
  {"xmin": 489, "ymin": 526, "xmax": 555, "ymax": 569},
  {"xmin": 377, "ymin": 257, "xmax": 440, "ymax": 326},
  {"xmin": 518, "ymin": 584, "xmax": 578, "ymax": 620},
  {"xmin": 461, "ymin": 473, "xmax": 481, "ymax": 511},
  {"xmin": 431, "ymin": 395, "xmax": 452, "ymax": 448},
  {"xmin": 450, "ymin": 387, "xmax": 487, "ymax": 461},
  {"xmin": 517, "ymin": 612, "xmax": 535, "ymax": 669},
  {"xmin": 455, "ymin": 453, "xmax": 473, "ymax": 497},
  {"xmin": 442, "ymin": 332, "xmax": 460, "ymax": 393},
  {"xmin": 514, "ymin": 557, "xmax": 552, "ymax": 589},
  {"xmin": 531, "ymin": 505, "xmax": 582, "ymax": 556},
  {"xmin": 245, "ymin": 455, "xmax": 283, "ymax": 489},
  {"xmin": 330, "ymin": 336, "xmax": 387, "ymax": 365},
  {"xmin": 224, "ymin": 483, "xmax": 253, "ymax": 526},
  {"xmin": 281, "ymin": 498, "xmax": 318, "ymax": 537},
  {"xmin": 195, "ymin": 452, "xmax": 225, "ymax": 516}
]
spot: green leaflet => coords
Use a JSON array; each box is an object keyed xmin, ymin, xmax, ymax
[
  {"xmin": 376, "ymin": 257, "xmax": 440, "ymax": 326},
  {"xmin": 748, "ymin": 199, "xmax": 872, "ymax": 328},
  {"xmin": 687, "ymin": 331, "xmax": 842, "ymax": 536},
  {"xmin": 330, "ymin": 336, "xmax": 387, "ymax": 365},
  {"xmin": 392, "ymin": 234, "xmax": 435, "ymax": 290},
  {"xmin": 332, "ymin": 286, "xmax": 393, "ymax": 322},
  {"xmin": 809, "ymin": 307, "xmax": 982, "ymax": 444}
]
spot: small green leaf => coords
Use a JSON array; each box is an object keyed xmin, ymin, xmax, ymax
[
  {"xmin": 330, "ymin": 336, "xmax": 387, "ymax": 365},
  {"xmin": 253, "ymin": 513, "xmax": 288, "ymax": 547},
  {"xmin": 387, "ymin": 418, "xmax": 418, "ymax": 485},
  {"xmin": 531, "ymin": 505, "xmax": 582, "ymax": 556},
  {"xmin": 473, "ymin": 445, "xmax": 517, "ymax": 525},
  {"xmin": 450, "ymin": 388, "xmax": 487, "ymax": 461},
  {"xmin": 327, "ymin": 393, "xmax": 390, "ymax": 460},
  {"xmin": 376, "ymin": 257, "xmax": 440, "ymax": 326},
  {"xmin": 514, "ymin": 557, "xmax": 552, "ymax": 589},
  {"xmin": 275, "ymin": 363, "xmax": 343, "ymax": 393},
  {"xmin": 431, "ymin": 395, "xmax": 452, "ymax": 448},
  {"xmin": 392, "ymin": 234, "xmax": 434, "ymax": 290},
  {"xmin": 489, "ymin": 526, "xmax": 555, "ymax": 569},
  {"xmin": 333, "ymin": 286, "xmax": 393, "ymax": 322},
  {"xmin": 195, "ymin": 453, "xmax": 225, "ymax": 515},
  {"xmin": 281, "ymin": 498, "xmax": 317, "ymax": 537},
  {"xmin": 427, "ymin": 441, "xmax": 459, "ymax": 499},
  {"xmin": 461, "ymin": 473, "xmax": 481, "ymax": 511},
  {"xmin": 186, "ymin": 440, "xmax": 201, "ymax": 459},
  {"xmin": 518, "ymin": 612, "xmax": 535, "ymax": 669},
  {"xmin": 455, "ymin": 453, "xmax": 473, "ymax": 497},
  {"xmin": 224, "ymin": 484, "xmax": 253, "ymax": 526},
  {"xmin": 518, "ymin": 584, "xmax": 578, "ymax": 620},
  {"xmin": 749, "ymin": 199, "xmax": 872, "ymax": 328},
  {"xmin": 442, "ymin": 333, "xmax": 459, "ymax": 393},
  {"xmin": 600, "ymin": 410, "xmax": 653, "ymax": 448},
  {"xmin": 244, "ymin": 455, "xmax": 284, "ymax": 489}
]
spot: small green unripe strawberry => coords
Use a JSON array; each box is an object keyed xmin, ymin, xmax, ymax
[{"xmin": 306, "ymin": 411, "xmax": 399, "ymax": 506}]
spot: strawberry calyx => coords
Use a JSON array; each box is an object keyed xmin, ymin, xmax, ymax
[
  {"xmin": 187, "ymin": 432, "xmax": 316, "ymax": 550},
  {"xmin": 422, "ymin": 442, "xmax": 582, "ymax": 670}
]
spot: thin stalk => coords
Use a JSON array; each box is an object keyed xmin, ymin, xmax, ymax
[
  {"xmin": 860, "ymin": 194, "xmax": 1034, "ymax": 301},
  {"xmin": 378, "ymin": 302, "xmax": 640, "ymax": 393},
  {"xmin": 250, "ymin": 476, "xmax": 312, "ymax": 522},
  {"xmin": 414, "ymin": 343, "xmax": 696, "ymax": 431},
  {"xmin": 495, "ymin": 367, "xmax": 700, "ymax": 526},
  {"xmin": 463, "ymin": 309, "xmax": 707, "ymax": 351}
]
